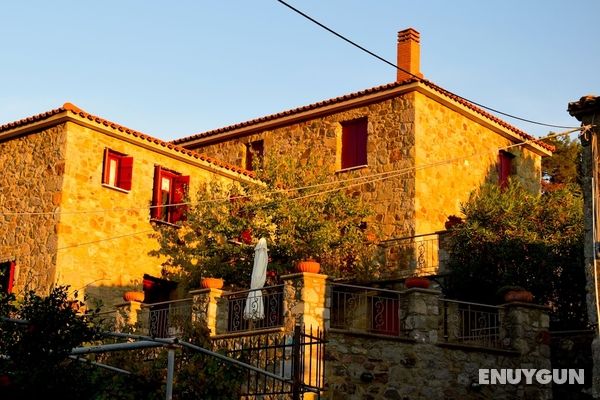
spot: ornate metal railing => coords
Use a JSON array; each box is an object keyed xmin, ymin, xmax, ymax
[
  {"xmin": 440, "ymin": 298, "xmax": 501, "ymax": 349},
  {"xmin": 213, "ymin": 325, "xmax": 325, "ymax": 398},
  {"xmin": 379, "ymin": 232, "xmax": 448, "ymax": 276},
  {"xmin": 224, "ymin": 285, "xmax": 284, "ymax": 333},
  {"xmin": 139, "ymin": 298, "xmax": 193, "ymax": 338},
  {"xmin": 330, "ymin": 283, "xmax": 401, "ymax": 336}
]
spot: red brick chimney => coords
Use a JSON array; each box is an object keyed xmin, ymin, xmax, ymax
[{"xmin": 396, "ymin": 28, "xmax": 423, "ymax": 82}]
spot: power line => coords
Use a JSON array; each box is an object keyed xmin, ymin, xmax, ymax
[
  {"xmin": 22, "ymin": 126, "xmax": 585, "ymax": 252},
  {"xmin": 1, "ymin": 126, "xmax": 583, "ymax": 219},
  {"xmin": 275, "ymin": 0, "xmax": 578, "ymax": 130}
]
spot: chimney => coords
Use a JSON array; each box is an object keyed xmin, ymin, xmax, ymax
[{"xmin": 396, "ymin": 28, "xmax": 423, "ymax": 82}]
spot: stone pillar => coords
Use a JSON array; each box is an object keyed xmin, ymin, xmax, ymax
[
  {"xmin": 569, "ymin": 94, "xmax": 600, "ymax": 398},
  {"xmin": 503, "ymin": 302, "xmax": 552, "ymax": 400},
  {"xmin": 400, "ymin": 288, "xmax": 440, "ymax": 343},
  {"xmin": 281, "ymin": 272, "xmax": 329, "ymax": 333},
  {"xmin": 190, "ymin": 288, "xmax": 226, "ymax": 336},
  {"xmin": 115, "ymin": 300, "xmax": 142, "ymax": 329}
]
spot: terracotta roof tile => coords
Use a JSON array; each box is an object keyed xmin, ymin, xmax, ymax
[
  {"xmin": 173, "ymin": 78, "xmax": 554, "ymax": 152},
  {"xmin": 0, "ymin": 103, "xmax": 255, "ymax": 178}
]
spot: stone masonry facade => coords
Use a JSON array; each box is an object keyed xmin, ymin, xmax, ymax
[
  {"xmin": 135, "ymin": 272, "xmax": 552, "ymax": 399},
  {"xmin": 0, "ymin": 106, "xmax": 251, "ymax": 307},
  {"xmin": 197, "ymin": 95, "xmax": 418, "ymax": 240},
  {"xmin": 189, "ymin": 92, "xmax": 544, "ymax": 243},
  {"xmin": 0, "ymin": 124, "xmax": 67, "ymax": 294}
]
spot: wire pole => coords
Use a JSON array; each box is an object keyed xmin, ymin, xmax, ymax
[{"xmin": 166, "ymin": 348, "xmax": 176, "ymax": 400}]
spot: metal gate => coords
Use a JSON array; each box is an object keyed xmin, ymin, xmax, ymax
[{"xmin": 212, "ymin": 325, "xmax": 326, "ymax": 399}]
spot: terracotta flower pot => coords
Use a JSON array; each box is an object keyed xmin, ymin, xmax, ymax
[
  {"xmin": 295, "ymin": 260, "xmax": 321, "ymax": 274},
  {"xmin": 201, "ymin": 277, "xmax": 224, "ymax": 289},
  {"xmin": 123, "ymin": 291, "xmax": 145, "ymax": 302},
  {"xmin": 503, "ymin": 289, "xmax": 533, "ymax": 303},
  {"xmin": 404, "ymin": 277, "xmax": 431, "ymax": 289}
]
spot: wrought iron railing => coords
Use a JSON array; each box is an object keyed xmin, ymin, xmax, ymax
[
  {"xmin": 212, "ymin": 325, "xmax": 325, "ymax": 398},
  {"xmin": 330, "ymin": 283, "xmax": 401, "ymax": 336},
  {"xmin": 224, "ymin": 285, "xmax": 284, "ymax": 333},
  {"xmin": 440, "ymin": 298, "xmax": 501, "ymax": 349},
  {"xmin": 379, "ymin": 232, "xmax": 448, "ymax": 276},
  {"xmin": 138, "ymin": 298, "xmax": 193, "ymax": 338}
]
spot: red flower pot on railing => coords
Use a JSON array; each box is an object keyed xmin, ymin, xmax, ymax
[{"xmin": 404, "ymin": 277, "xmax": 431, "ymax": 289}]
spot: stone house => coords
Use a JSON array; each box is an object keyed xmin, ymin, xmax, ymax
[
  {"xmin": 0, "ymin": 102, "xmax": 253, "ymax": 306},
  {"xmin": 172, "ymin": 28, "xmax": 553, "ymax": 278}
]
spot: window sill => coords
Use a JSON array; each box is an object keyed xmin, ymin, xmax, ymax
[
  {"xmin": 149, "ymin": 218, "xmax": 181, "ymax": 228},
  {"xmin": 336, "ymin": 164, "xmax": 368, "ymax": 174},
  {"xmin": 101, "ymin": 183, "xmax": 130, "ymax": 194}
]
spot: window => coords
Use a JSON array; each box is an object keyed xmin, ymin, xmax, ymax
[
  {"xmin": 0, "ymin": 261, "xmax": 15, "ymax": 294},
  {"xmin": 341, "ymin": 117, "xmax": 368, "ymax": 170},
  {"xmin": 245, "ymin": 140, "xmax": 264, "ymax": 171},
  {"xmin": 102, "ymin": 148, "xmax": 133, "ymax": 191},
  {"xmin": 498, "ymin": 150, "xmax": 515, "ymax": 189},
  {"xmin": 151, "ymin": 165, "xmax": 189, "ymax": 224}
]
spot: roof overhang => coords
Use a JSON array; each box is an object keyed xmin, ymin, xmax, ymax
[
  {"xmin": 0, "ymin": 109, "xmax": 257, "ymax": 183},
  {"xmin": 180, "ymin": 82, "xmax": 552, "ymax": 157}
]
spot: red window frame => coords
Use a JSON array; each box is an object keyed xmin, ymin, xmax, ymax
[
  {"xmin": 341, "ymin": 117, "xmax": 368, "ymax": 170},
  {"xmin": 102, "ymin": 148, "xmax": 133, "ymax": 191},
  {"xmin": 0, "ymin": 261, "xmax": 15, "ymax": 294},
  {"xmin": 151, "ymin": 165, "xmax": 190, "ymax": 224},
  {"xmin": 498, "ymin": 150, "xmax": 515, "ymax": 189},
  {"xmin": 245, "ymin": 140, "xmax": 264, "ymax": 171}
]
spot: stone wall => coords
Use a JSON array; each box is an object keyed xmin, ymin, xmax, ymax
[
  {"xmin": 56, "ymin": 121, "xmax": 240, "ymax": 306},
  {"xmin": 0, "ymin": 124, "xmax": 67, "ymax": 294},
  {"xmin": 326, "ymin": 292, "xmax": 552, "ymax": 400},
  {"xmin": 192, "ymin": 91, "xmax": 546, "ymax": 279},
  {"xmin": 414, "ymin": 93, "xmax": 543, "ymax": 236},
  {"xmin": 184, "ymin": 273, "xmax": 551, "ymax": 399},
  {"xmin": 195, "ymin": 95, "xmax": 418, "ymax": 240}
]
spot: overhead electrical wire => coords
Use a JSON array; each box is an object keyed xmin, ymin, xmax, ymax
[
  {"xmin": 275, "ymin": 0, "xmax": 578, "ymax": 130},
  {"xmin": 1, "ymin": 126, "xmax": 583, "ymax": 219},
  {"xmin": 14, "ymin": 125, "xmax": 584, "ymax": 251}
]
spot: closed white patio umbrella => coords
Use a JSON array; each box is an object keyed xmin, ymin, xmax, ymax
[{"xmin": 243, "ymin": 237, "xmax": 268, "ymax": 320}]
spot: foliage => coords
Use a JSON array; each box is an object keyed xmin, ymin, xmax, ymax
[
  {"xmin": 445, "ymin": 181, "xmax": 586, "ymax": 329},
  {"xmin": 542, "ymin": 135, "xmax": 582, "ymax": 190},
  {"xmin": 0, "ymin": 286, "xmax": 105, "ymax": 399},
  {"xmin": 97, "ymin": 320, "xmax": 244, "ymax": 400},
  {"xmin": 151, "ymin": 145, "xmax": 379, "ymax": 289}
]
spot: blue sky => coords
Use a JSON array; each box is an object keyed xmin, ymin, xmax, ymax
[{"xmin": 1, "ymin": 1, "xmax": 598, "ymax": 141}]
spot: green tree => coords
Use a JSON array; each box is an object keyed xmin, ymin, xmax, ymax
[
  {"xmin": 542, "ymin": 135, "xmax": 582, "ymax": 189},
  {"xmin": 0, "ymin": 287, "xmax": 104, "ymax": 399},
  {"xmin": 445, "ymin": 181, "xmax": 586, "ymax": 329},
  {"xmin": 151, "ymin": 148, "xmax": 380, "ymax": 290}
]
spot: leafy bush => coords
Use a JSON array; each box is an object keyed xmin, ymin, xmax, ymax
[
  {"xmin": 445, "ymin": 182, "xmax": 586, "ymax": 329},
  {"xmin": 151, "ymin": 148, "xmax": 380, "ymax": 289}
]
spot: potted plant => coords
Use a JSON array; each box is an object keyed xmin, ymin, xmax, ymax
[
  {"xmin": 404, "ymin": 276, "xmax": 431, "ymax": 289},
  {"xmin": 122, "ymin": 290, "xmax": 145, "ymax": 302},
  {"xmin": 497, "ymin": 286, "xmax": 534, "ymax": 303}
]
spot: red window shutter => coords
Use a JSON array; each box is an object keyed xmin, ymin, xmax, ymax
[
  {"xmin": 7, "ymin": 261, "xmax": 15, "ymax": 294},
  {"xmin": 102, "ymin": 148, "xmax": 110, "ymax": 184},
  {"xmin": 342, "ymin": 118, "xmax": 368, "ymax": 169},
  {"xmin": 118, "ymin": 156, "xmax": 134, "ymax": 191},
  {"xmin": 151, "ymin": 165, "xmax": 162, "ymax": 219},
  {"xmin": 170, "ymin": 175, "xmax": 190, "ymax": 223},
  {"xmin": 498, "ymin": 151, "xmax": 514, "ymax": 189}
]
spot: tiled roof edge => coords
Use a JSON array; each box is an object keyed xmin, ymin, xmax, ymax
[
  {"xmin": 173, "ymin": 78, "xmax": 554, "ymax": 152},
  {"xmin": 0, "ymin": 103, "xmax": 256, "ymax": 179}
]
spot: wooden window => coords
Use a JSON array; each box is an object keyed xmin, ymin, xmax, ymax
[
  {"xmin": 151, "ymin": 165, "xmax": 189, "ymax": 224},
  {"xmin": 498, "ymin": 150, "xmax": 515, "ymax": 189},
  {"xmin": 245, "ymin": 140, "xmax": 264, "ymax": 171},
  {"xmin": 0, "ymin": 261, "xmax": 15, "ymax": 294},
  {"xmin": 102, "ymin": 148, "xmax": 133, "ymax": 191},
  {"xmin": 341, "ymin": 118, "xmax": 368, "ymax": 170}
]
